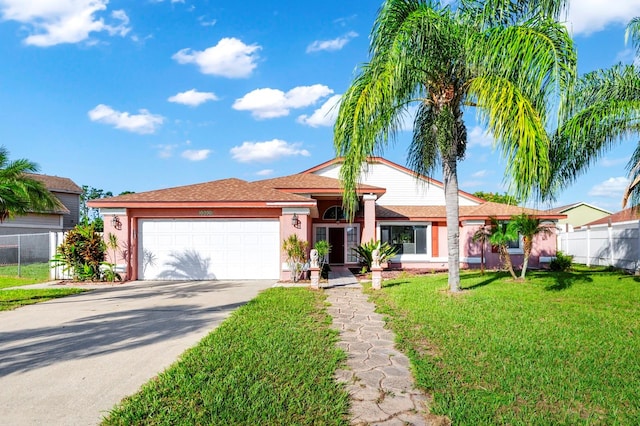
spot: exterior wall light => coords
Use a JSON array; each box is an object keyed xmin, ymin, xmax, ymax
[
  {"xmin": 291, "ymin": 213, "xmax": 300, "ymax": 228},
  {"xmin": 111, "ymin": 215, "xmax": 123, "ymax": 230}
]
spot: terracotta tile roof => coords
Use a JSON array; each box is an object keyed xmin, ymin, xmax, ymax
[
  {"xmin": 256, "ymin": 174, "xmax": 385, "ymax": 194},
  {"xmin": 88, "ymin": 178, "xmax": 314, "ymax": 207},
  {"xmin": 377, "ymin": 202, "xmax": 564, "ymax": 220},
  {"xmin": 581, "ymin": 207, "xmax": 640, "ymax": 227},
  {"xmin": 27, "ymin": 173, "xmax": 82, "ymax": 194}
]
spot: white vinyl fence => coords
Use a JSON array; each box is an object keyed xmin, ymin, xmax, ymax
[{"xmin": 557, "ymin": 221, "xmax": 640, "ymax": 271}]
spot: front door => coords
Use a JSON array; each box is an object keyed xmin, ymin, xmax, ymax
[{"xmin": 328, "ymin": 228, "xmax": 345, "ymax": 264}]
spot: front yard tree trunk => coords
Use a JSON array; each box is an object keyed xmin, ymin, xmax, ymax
[{"xmin": 443, "ymin": 154, "xmax": 461, "ymax": 292}]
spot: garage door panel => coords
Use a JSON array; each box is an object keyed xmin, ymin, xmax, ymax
[{"xmin": 139, "ymin": 219, "xmax": 280, "ymax": 280}]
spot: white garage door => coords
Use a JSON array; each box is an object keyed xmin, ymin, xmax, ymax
[{"xmin": 138, "ymin": 219, "xmax": 280, "ymax": 280}]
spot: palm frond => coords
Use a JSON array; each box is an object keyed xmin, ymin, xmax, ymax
[
  {"xmin": 625, "ymin": 17, "xmax": 640, "ymax": 57},
  {"xmin": 623, "ymin": 143, "xmax": 640, "ymax": 208}
]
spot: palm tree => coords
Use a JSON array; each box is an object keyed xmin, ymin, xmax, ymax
[
  {"xmin": 334, "ymin": 0, "xmax": 575, "ymax": 292},
  {"xmin": 488, "ymin": 218, "xmax": 519, "ymax": 280},
  {"xmin": 472, "ymin": 223, "xmax": 491, "ymax": 275},
  {"xmin": 511, "ymin": 214, "xmax": 551, "ymax": 279},
  {"xmin": 546, "ymin": 18, "xmax": 640, "ymax": 208},
  {"xmin": 0, "ymin": 146, "xmax": 60, "ymax": 221}
]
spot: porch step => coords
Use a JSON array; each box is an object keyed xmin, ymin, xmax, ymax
[{"xmin": 328, "ymin": 266, "xmax": 360, "ymax": 288}]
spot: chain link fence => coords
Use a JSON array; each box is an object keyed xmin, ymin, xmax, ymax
[{"xmin": 0, "ymin": 233, "xmax": 52, "ymax": 276}]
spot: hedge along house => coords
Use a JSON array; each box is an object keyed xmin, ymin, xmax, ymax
[{"xmin": 89, "ymin": 157, "xmax": 564, "ymax": 281}]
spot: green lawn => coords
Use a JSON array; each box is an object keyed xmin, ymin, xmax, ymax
[
  {"xmin": 0, "ymin": 262, "xmax": 50, "ymax": 289},
  {"xmin": 0, "ymin": 288, "xmax": 86, "ymax": 310},
  {"xmin": 103, "ymin": 287, "xmax": 349, "ymax": 425},
  {"xmin": 368, "ymin": 267, "xmax": 640, "ymax": 425}
]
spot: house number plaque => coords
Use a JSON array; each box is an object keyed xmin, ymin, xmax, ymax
[{"xmin": 198, "ymin": 210, "xmax": 213, "ymax": 216}]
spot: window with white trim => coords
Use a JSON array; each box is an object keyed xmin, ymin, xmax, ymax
[{"xmin": 380, "ymin": 225, "xmax": 428, "ymax": 255}]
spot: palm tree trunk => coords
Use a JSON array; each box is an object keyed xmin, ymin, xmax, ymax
[
  {"xmin": 520, "ymin": 239, "xmax": 532, "ymax": 279},
  {"xmin": 443, "ymin": 154, "xmax": 461, "ymax": 292},
  {"xmin": 500, "ymin": 246, "xmax": 518, "ymax": 280}
]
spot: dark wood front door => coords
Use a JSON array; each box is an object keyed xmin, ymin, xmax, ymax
[{"xmin": 328, "ymin": 228, "xmax": 344, "ymax": 264}]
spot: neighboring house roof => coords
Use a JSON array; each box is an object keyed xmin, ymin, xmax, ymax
[
  {"xmin": 547, "ymin": 202, "xmax": 611, "ymax": 215},
  {"xmin": 581, "ymin": 207, "xmax": 640, "ymax": 227},
  {"xmin": 256, "ymin": 173, "xmax": 386, "ymax": 195},
  {"xmin": 377, "ymin": 202, "xmax": 564, "ymax": 221},
  {"xmin": 303, "ymin": 156, "xmax": 486, "ymax": 204},
  {"xmin": 27, "ymin": 173, "xmax": 82, "ymax": 194},
  {"xmin": 88, "ymin": 178, "xmax": 316, "ymax": 208}
]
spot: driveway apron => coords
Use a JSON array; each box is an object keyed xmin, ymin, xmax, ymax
[{"xmin": 0, "ymin": 280, "xmax": 274, "ymax": 426}]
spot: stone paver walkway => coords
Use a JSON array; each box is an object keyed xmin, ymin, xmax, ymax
[{"xmin": 326, "ymin": 267, "xmax": 442, "ymax": 425}]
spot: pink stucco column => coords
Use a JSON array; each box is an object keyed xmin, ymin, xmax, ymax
[{"xmin": 361, "ymin": 194, "xmax": 377, "ymax": 244}]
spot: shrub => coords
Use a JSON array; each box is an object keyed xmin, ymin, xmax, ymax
[
  {"xmin": 549, "ymin": 251, "xmax": 573, "ymax": 271},
  {"xmin": 282, "ymin": 234, "xmax": 308, "ymax": 282},
  {"xmin": 51, "ymin": 222, "xmax": 114, "ymax": 281},
  {"xmin": 313, "ymin": 240, "xmax": 331, "ymax": 279},
  {"xmin": 352, "ymin": 239, "xmax": 398, "ymax": 271}
]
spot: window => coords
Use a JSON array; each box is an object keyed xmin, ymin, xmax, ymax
[
  {"xmin": 380, "ymin": 225, "xmax": 428, "ymax": 255},
  {"xmin": 323, "ymin": 206, "xmax": 346, "ymax": 221}
]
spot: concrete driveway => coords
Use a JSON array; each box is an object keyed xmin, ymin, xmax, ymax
[{"xmin": 0, "ymin": 280, "xmax": 275, "ymax": 426}]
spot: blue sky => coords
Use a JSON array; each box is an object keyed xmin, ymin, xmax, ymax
[{"xmin": 0, "ymin": 0, "xmax": 638, "ymax": 213}]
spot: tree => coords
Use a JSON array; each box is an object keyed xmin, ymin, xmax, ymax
[
  {"xmin": 472, "ymin": 224, "xmax": 491, "ymax": 275},
  {"xmin": 545, "ymin": 18, "xmax": 640, "ymax": 208},
  {"xmin": 0, "ymin": 146, "xmax": 60, "ymax": 221},
  {"xmin": 80, "ymin": 187, "xmax": 133, "ymax": 231},
  {"xmin": 488, "ymin": 218, "xmax": 519, "ymax": 280},
  {"xmin": 334, "ymin": 0, "xmax": 575, "ymax": 292},
  {"xmin": 473, "ymin": 191, "xmax": 520, "ymax": 205},
  {"xmin": 511, "ymin": 214, "xmax": 551, "ymax": 279}
]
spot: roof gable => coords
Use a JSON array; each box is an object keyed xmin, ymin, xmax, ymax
[
  {"xmin": 255, "ymin": 173, "xmax": 385, "ymax": 195},
  {"xmin": 306, "ymin": 157, "xmax": 484, "ymax": 206},
  {"xmin": 548, "ymin": 202, "xmax": 611, "ymax": 215}
]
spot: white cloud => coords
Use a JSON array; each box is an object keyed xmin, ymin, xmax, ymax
[
  {"xmin": 181, "ymin": 149, "xmax": 211, "ymax": 161},
  {"xmin": 172, "ymin": 37, "xmax": 260, "ymax": 78},
  {"xmin": 467, "ymin": 126, "xmax": 494, "ymax": 148},
  {"xmin": 472, "ymin": 170, "xmax": 489, "ymax": 178},
  {"xmin": 306, "ymin": 31, "xmax": 358, "ymax": 53},
  {"xmin": 0, "ymin": 1, "xmax": 131, "ymax": 47},
  {"xmin": 230, "ymin": 139, "xmax": 311, "ymax": 163},
  {"xmin": 155, "ymin": 143, "xmax": 178, "ymax": 158},
  {"xmin": 566, "ymin": 0, "xmax": 640, "ymax": 36},
  {"xmin": 297, "ymin": 94, "xmax": 342, "ymax": 127},
  {"xmin": 168, "ymin": 89, "xmax": 218, "ymax": 107},
  {"xmin": 256, "ymin": 169, "xmax": 274, "ymax": 176},
  {"xmin": 88, "ymin": 104, "xmax": 164, "ymax": 134},
  {"xmin": 233, "ymin": 84, "xmax": 333, "ymax": 119},
  {"xmin": 198, "ymin": 16, "xmax": 216, "ymax": 26},
  {"xmin": 588, "ymin": 177, "xmax": 630, "ymax": 198}
]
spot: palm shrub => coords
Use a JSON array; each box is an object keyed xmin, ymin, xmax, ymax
[
  {"xmin": 282, "ymin": 234, "xmax": 308, "ymax": 282},
  {"xmin": 550, "ymin": 251, "xmax": 573, "ymax": 271},
  {"xmin": 52, "ymin": 222, "xmax": 106, "ymax": 281},
  {"xmin": 352, "ymin": 239, "xmax": 398, "ymax": 272},
  {"xmin": 313, "ymin": 240, "xmax": 331, "ymax": 279},
  {"xmin": 488, "ymin": 218, "xmax": 519, "ymax": 280},
  {"xmin": 511, "ymin": 214, "xmax": 552, "ymax": 279}
]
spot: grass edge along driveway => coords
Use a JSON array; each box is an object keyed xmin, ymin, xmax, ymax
[
  {"xmin": 102, "ymin": 287, "xmax": 350, "ymax": 425},
  {"xmin": 369, "ymin": 267, "xmax": 640, "ymax": 425}
]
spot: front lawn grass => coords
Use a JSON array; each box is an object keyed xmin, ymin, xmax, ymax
[
  {"xmin": 103, "ymin": 287, "xmax": 349, "ymax": 425},
  {"xmin": 0, "ymin": 288, "xmax": 86, "ymax": 310},
  {"xmin": 0, "ymin": 262, "xmax": 50, "ymax": 289},
  {"xmin": 369, "ymin": 267, "xmax": 640, "ymax": 425}
]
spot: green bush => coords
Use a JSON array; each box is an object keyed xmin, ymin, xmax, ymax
[
  {"xmin": 549, "ymin": 251, "xmax": 573, "ymax": 271},
  {"xmin": 51, "ymin": 222, "xmax": 111, "ymax": 281},
  {"xmin": 352, "ymin": 239, "xmax": 398, "ymax": 271}
]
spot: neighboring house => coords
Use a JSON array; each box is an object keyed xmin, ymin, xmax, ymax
[
  {"xmin": 89, "ymin": 157, "xmax": 564, "ymax": 281},
  {"xmin": 557, "ymin": 207, "xmax": 640, "ymax": 271},
  {"xmin": 547, "ymin": 202, "xmax": 611, "ymax": 230},
  {"xmin": 0, "ymin": 174, "xmax": 82, "ymax": 236}
]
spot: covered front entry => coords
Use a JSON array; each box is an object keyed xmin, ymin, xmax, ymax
[
  {"xmin": 314, "ymin": 224, "xmax": 360, "ymax": 265},
  {"xmin": 138, "ymin": 219, "xmax": 280, "ymax": 280}
]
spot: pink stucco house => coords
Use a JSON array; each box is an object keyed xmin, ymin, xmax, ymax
[{"xmin": 88, "ymin": 157, "xmax": 563, "ymax": 281}]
